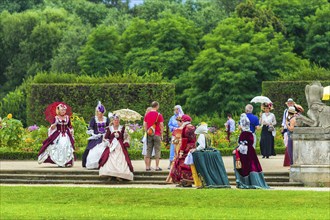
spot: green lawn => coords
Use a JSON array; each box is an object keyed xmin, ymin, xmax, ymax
[{"xmin": 1, "ymin": 186, "xmax": 329, "ymax": 219}]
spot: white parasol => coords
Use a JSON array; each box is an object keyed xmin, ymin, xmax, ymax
[
  {"xmin": 112, "ymin": 108, "xmax": 142, "ymax": 122},
  {"xmin": 250, "ymin": 96, "xmax": 272, "ymax": 104}
]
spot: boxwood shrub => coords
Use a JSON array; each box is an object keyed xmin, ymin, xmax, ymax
[{"xmin": 27, "ymin": 83, "xmax": 175, "ymax": 126}]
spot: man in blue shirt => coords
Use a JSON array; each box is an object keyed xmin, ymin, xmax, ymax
[
  {"xmin": 225, "ymin": 113, "xmax": 235, "ymax": 142},
  {"xmin": 243, "ymin": 104, "xmax": 260, "ymax": 148}
]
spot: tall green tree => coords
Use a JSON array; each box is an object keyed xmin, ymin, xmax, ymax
[
  {"xmin": 236, "ymin": 0, "xmax": 284, "ymax": 33},
  {"xmin": 78, "ymin": 25, "xmax": 123, "ymax": 75},
  {"xmin": 131, "ymin": 0, "xmax": 230, "ymax": 34},
  {"xmin": 102, "ymin": 8, "xmax": 133, "ymax": 34},
  {"xmin": 43, "ymin": 0, "xmax": 109, "ymax": 26},
  {"xmin": 131, "ymin": 0, "xmax": 185, "ymax": 21},
  {"xmin": 51, "ymin": 20, "xmax": 91, "ymax": 73},
  {"xmin": 0, "ymin": 10, "xmax": 40, "ymax": 97},
  {"xmin": 305, "ymin": 4, "xmax": 330, "ymax": 68},
  {"xmin": 179, "ymin": 16, "xmax": 309, "ymax": 115},
  {"xmin": 0, "ymin": 0, "xmax": 43, "ymax": 13},
  {"xmin": 182, "ymin": 0, "xmax": 228, "ymax": 34},
  {"xmin": 0, "ymin": 8, "xmax": 75, "ymax": 97},
  {"xmin": 256, "ymin": 0, "xmax": 329, "ymax": 58},
  {"xmin": 122, "ymin": 13, "xmax": 201, "ymax": 79}
]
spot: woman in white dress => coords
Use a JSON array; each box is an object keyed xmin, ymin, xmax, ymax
[
  {"xmin": 260, "ymin": 102, "xmax": 277, "ymax": 158},
  {"xmin": 38, "ymin": 103, "xmax": 75, "ymax": 167},
  {"xmin": 99, "ymin": 115, "xmax": 134, "ymax": 181}
]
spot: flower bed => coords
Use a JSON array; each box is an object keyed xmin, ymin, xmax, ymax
[{"xmin": 0, "ymin": 114, "xmax": 286, "ymax": 160}]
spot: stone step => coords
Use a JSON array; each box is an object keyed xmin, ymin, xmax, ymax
[
  {"xmin": 0, "ymin": 179, "xmax": 169, "ymax": 185},
  {"xmin": 227, "ymin": 176, "xmax": 289, "ymax": 182},
  {"xmin": 0, "ymin": 169, "xmax": 295, "ymax": 186},
  {"xmin": 267, "ymin": 182, "xmax": 304, "ymax": 187},
  {"xmin": 0, "ymin": 170, "xmax": 289, "ymax": 177},
  {"xmin": 0, "ymin": 170, "xmax": 170, "ymax": 176},
  {"xmin": 0, "ymin": 174, "xmax": 167, "ymax": 181},
  {"xmin": 0, "ymin": 170, "xmax": 100, "ymax": 175},
  {"xmin": 0, "ymin": 174, "xmax": 289, "ymax": 183},
  {"xmin": 0, "ymin": 178, "xmax": 303, "ymax": 187}
]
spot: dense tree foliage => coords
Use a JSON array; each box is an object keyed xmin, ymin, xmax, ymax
[
  {"xmin": 122, "ymin": 13, "xmax": 201, "ymax": 78},
  {"xmin": 0, "ymin": 0, "xmax": 43, "ymax": 13},
  {"xmin": 78, "ymin": 25, "xmax": 123, "ymax": 75},
  {"xmin": 0, "ymin": 0, "xmax": 329, "ymax": 117},
  {"xmin": 305, "ymin": 4, "xmax": 330, "ymax": 68},
  {"xmin": 178, "ymin": 15, "xmax": 308, "ymax": 114},
  {"xmin": 0, "ymin": 8, "xmax": 74, "ymax": 96},
  {"xmin": 255, "ymin": 0, "xmax": 328, "ymax": 57}
]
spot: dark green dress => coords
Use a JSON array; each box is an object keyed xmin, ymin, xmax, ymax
[{"xmin": 192, "ymin": 135, "xmax": 231, "ymax": 188}]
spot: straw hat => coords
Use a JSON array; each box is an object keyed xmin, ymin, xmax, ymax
[
  {"xmin": 261, "ymin": 102, "xmax": 274, "ymax": 111},
  {"xmin": 288, "ymin": 106, "xmax": 297, "ymax": 114},
  {"xmin": 285, "ymin": 98, "xmax": 295, "ymax": 105}
]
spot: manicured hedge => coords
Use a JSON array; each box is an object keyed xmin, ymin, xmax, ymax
[
  {"xmin": 0, "ymin": 148, "xmax": 286, "ymax": 160},
  {"xmin": 0, "ymin": 150, "xmax": 168, "ymax": 161},
  {"xmin": 262, "ymin": 81, "xmax": 330, "ymax": 120},
  {"xmin": 27, "ymin": 83, "xmax": 175, "ymax": 126}
]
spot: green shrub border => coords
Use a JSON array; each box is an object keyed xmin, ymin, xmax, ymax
[
  {"xmin": 0, "ymin": 148, "xmax": 286, "ymax": 160},
  {"xmin": 26, "ymin": 83, "xmax": 175, "ymax": 126}
]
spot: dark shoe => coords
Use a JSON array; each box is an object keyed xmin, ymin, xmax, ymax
[
  {"xmin": 266, "ymin": 156, "xmax": 269, "ymax": 159},
  {"xmin": 146, "ymin": 168, "xmax": 151, "ymax": 171},
  {"xmin": 155, "ymin": 167, "xmax": 162, "ymax": 171},
  {"xmin": 262, "ymin": 156, "xmax": 265, "ymax": 158}
]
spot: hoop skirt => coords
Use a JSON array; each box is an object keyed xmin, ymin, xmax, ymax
[
  {"xmin": 234, "ymin": 131, "xmax": 269, "ymax": 189},
  {"xmin": 192, "ymin": 149, "xmax": 230, "ymax": 188}
]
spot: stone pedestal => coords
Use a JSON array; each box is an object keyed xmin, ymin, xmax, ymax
[{"xmin": 290, "ymin": 127, "xmax": 330, "ymax": 187}]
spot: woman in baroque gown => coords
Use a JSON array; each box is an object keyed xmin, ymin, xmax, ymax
[
  {"xmin": 168, "ymin": 105, "xmax": 184, "ymax": 169},
  {"xmin": 189, "ymin": 122, "xmax": 230, "ymax": 188},
  {"xmin": 170, "ymin": 114, "xmax": 196, "ymax": 187},
  {"xmin": 82, "ymin": 101, "xmax": 110, "ymax": 169},
  {"xmin": 99, "ymin": 114, "xmax": 134, "ymax": 181},
  {"xmin": 166, "ymin": 116, "xmax": 183, "ymax": 183},
  {"xmin": 233, "ymin": 113, "xmax": 269, "ymax": 189},
  {"xmin": 38, "ymin": 102, "xmax": 75, "ymax": 167}
]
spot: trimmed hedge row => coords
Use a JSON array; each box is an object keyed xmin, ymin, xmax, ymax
[
  {"xmin": 262, "ymin": 81, "xmax": 330, "ymax": 119},
  {"xmin": 0, "ymin": 148, "xmax": 286, "ymax": 160},
  {"xmin": 0, "ymin": 150, "xmax": 169, "ymax": 161},
  {"xmin": 27, "ymin": 83, "xmax": 175, "ymax": 126}
]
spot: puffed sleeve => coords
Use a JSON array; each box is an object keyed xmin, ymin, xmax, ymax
[
  {"xmin": 104, "ymin": 127, "xmax": 111, "ymax": 140},
  {"xmin": 67, "ymin": 115, "xmax": 73, "ymax": 130},
  {"xmin": 168, "ymin": 115, "xmax": 178, "ymax": 132},
  {"xmin": 88, "ymin": 117, "xmax": 95, "ymax": 130},
  {"xmin": 196, "ymin": 134, "xmax": 206, "ymax": 151},
  {"xmin": 272, "ymin": 113, "xmax": 277, "ymax": 126}
]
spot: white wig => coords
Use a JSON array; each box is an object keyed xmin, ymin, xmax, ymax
[
  {"xmin": 240, "ymin": 113, "xmax": 251, "ymax": 132},
  {"xmin": 174, "ymin": 105, "xmax": 184, "ymax": 117}
]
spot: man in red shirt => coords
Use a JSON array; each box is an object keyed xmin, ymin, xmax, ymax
[{"xmin": 143, "ymin": 101, "xmax": 164, "ymax": 171}]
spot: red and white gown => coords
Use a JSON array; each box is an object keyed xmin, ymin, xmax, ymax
[
  {"xmin": 170, "ymin": 122, "xmax": 196, "ymax": 184},
  {"xmin": 38, "ymin": 115, "xmax": 75, "ymax": 167},
  {"xmin": 99, "ymin": 125, "xmax": 134, "ymax": 180}
]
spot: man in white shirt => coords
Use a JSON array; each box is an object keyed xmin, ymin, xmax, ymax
[{"xmin": 281, "ymin": 98, "xmax": 295, "ymax": 147}]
